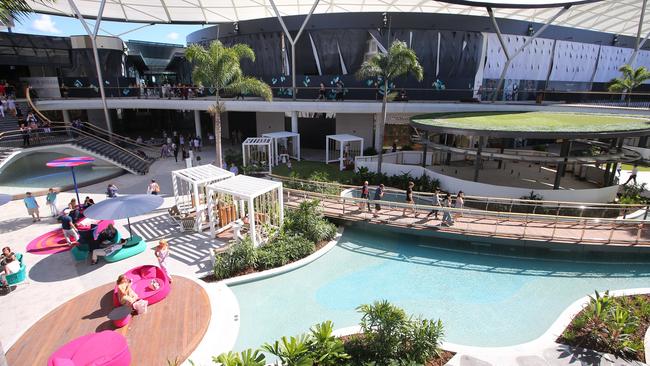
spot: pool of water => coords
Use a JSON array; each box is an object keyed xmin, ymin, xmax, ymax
[
  {"xmin": 231, "ymin": 227, "xmax": 650, "ymax": 350},
  {"xmin": 0, "ymin": 151, "xmax": 124, "ymax": 195}
]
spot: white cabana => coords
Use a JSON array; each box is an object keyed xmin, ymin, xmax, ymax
[
  {"xmin": 326, "ymin": 134, "xmax": 364, "ymax": 171},
  {"xmin": 242, "ymin": 137, "xmax": 272, "ymax": 174},
  {"xmin": 206, "ymin": 175, "xmax": 284, "ymax": 247},
  {"xmin": 171, "ymin": 165, "xmax": 234, "ymax": 232},
  {"xmin": 262, "ymin": 131, "xmax": 301, "ymax": 166}
]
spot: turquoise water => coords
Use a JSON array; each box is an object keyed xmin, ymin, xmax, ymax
[
  {"xmin": 0, "ymin": 152, "xmax": 123, "ymax": 194},
  {"xmin": 231, "ymin": 227, "xmax": 650, "ymax": 350}
]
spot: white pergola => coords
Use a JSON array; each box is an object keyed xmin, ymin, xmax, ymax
[
  {"xmin": 262, "ymin": 131, "xmax": 301, "ymax": 166},
  {"xmin": 206, "ymin": 175, "xmax": 284, "ymax": 247},
  {"xmin": 171, "ymin": 165, "xmax": 234, "ymax": 232},
  {"xmin": 242, "ymin": 137, "xmax": 273, "ymax": 174},
  {"xmin": 326, "ymin": 134, "xmax": 364, "ymax": 171}
]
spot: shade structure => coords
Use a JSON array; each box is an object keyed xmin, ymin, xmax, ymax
[
  {"xmin": 83, "ymin": 194, "xmax": 164, "ymax": 237},
  {"xmin": 242, "ymin": 137, "xmax": 272, "ymax": 174},
  {"xmin": 326, "ymin": 134, "xmax": 364, "ymax": 171},
  {"xmin": 46, "ymin": 156, "xmax": 96, "ymax": 205},
  {"xmin": 262, "ymin": 131, "xmax": 301, "ymax": 166},
  {"xmin": 0, "ymin": 194, "xmax": 11, "ymax": 206}
]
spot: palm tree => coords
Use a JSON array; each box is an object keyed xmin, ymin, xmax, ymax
[
  {"xmin": 357, "ymin": 40, "xmax": 423, "ymax": 175},
  {"xmin": 186, "ymin": 41, "xmax": 272, "ymax": 167},
  {"xmin": 608, "ymin": 64, "xmax": 650, "ymax": 107},
  {"xmin": 0, "ymin": 0, "xmax": 35, "ymax": 25}
]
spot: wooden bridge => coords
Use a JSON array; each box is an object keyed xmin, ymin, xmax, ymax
[{"xmin": 283, "ymin": 188, "xmax": 650, "ymax": 247}]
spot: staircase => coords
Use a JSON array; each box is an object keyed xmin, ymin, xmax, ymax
[
  {"xmin": 0, "ymin": 102, "xmax": 28, "ymax": 132},
  {"xmin": 0, "ymin": 146, "xmax": 20, "ymax": 171},
  {"xmin": 72, "ymin": 136, "xmax": 152, "ymax": 175}
]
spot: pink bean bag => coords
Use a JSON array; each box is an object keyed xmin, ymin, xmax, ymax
[
  {"xmin": 113, "ymin": 265, "xmax": 171, "ymax": 307},
  {"xmin": 47, "ymin": 330, "xmax": 130, "ymax": 366}
]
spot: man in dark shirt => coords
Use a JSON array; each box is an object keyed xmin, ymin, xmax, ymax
[{"xmin": 58, "ymin": 214, "xmax": 78, "ymax": 245}]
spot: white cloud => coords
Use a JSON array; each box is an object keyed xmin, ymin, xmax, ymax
[
  {"xmin": 166, "ymin": 32, "xmax": 179, "ymax": 41},
  {"xmin": 32, "ymin": 15, "xmax": 61, "ymax": 34}
]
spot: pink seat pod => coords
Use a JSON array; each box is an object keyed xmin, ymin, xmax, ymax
[
  {"xmin": 112, "ymin": 265, "xmax": 171, "ymax": 307},
  {"xmin": 47, "ymin": 330, "xmax": 131, "ymax": 366}
]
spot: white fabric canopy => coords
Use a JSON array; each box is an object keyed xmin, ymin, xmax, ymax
[
  {"xmin": 208, "ymin": 175, "xmax": 282, "ymax": 200},
  {"xmin": 26, "ymin": 0, "xmax": 650, "ymax": 38}
]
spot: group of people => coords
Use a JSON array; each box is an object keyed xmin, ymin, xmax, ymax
[
  {"xmin": 157, "ymin": 131, "xmax": 205, "ymax": 163},
  {"xmin": 358, "ymin": 181, "xmax": 465, "ymax": 226},
  {"xmin": 18, "ymin": 111, "xmax": 52, "ymax": 147}
]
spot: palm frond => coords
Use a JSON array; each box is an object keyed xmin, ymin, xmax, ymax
[
  {"xmin": 356, "ymin": 40, "xmax": 423, "ymax": 82},
  {"xmin": 0, "ymin": 0, "xmax": 44, "ymax": 25},
  {"xmin": 224, "ymin": 76, "xmax": 273, "ymax": 101}
]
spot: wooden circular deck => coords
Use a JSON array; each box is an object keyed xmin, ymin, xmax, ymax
[{"xmin": 6, "ymin": 276, "xmax": 211, "ymax": 365}]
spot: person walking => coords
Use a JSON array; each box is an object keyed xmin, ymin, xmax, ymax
[
  {"xmin": 23, "ymin": 192, "xmax": 40, "ymax": 222},
  {"xmin": 20, "ymin": 124, "xmax": 30, "ymax": 147},
  {"xmin": 46, "ymin": 188, "xmax": 58, "ymax": 217},
  {"xmin": 147, "ymin": 179, "xmax": 161, "ymax": 195},
  {"xmin": 402, "ymin": 181, "xmax": 416, "ymax": 216},
  {"xmin": 172, "ymin": 142, "xmax": 179, "ymax": 162},
  {"xmin": 155, "ymin": 240, "xmax": 170, "ymax": 281},
  {"xmin": 107, "ymin": 183, "xmax": 118, "ymax": 198},
  {"xmin": 373, "ymin": 183, "xmax": 384, "ymax": 218},
  {"xmin": 454, "ymin": 191, "xmax": 465, "ymax": 221},
  {"xmin": 426, "ymin": 188, "xmax": 442, "ymax": 219},
  {"xmin": 58, "ymin": 213, "xmax": 79, "ymax": 246},
  {"xmin": 359, "ymin": 181, "xmax": 371, "ymax": 211},
  {"xmin": 317, "ymin": 82, "xmax": 326, "ymax": 100},
  {"xmin": 441, "ymin": 194, "xmax": 454, "ymax": 226},
  {"xmin": 624, "ymin": 164, "xmax": 639, "ymax": 186}
]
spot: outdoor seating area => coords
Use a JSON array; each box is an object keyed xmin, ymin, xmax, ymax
[
  {"xmin": 5, "ymin": 272, "xmax": 209, "ymax": 366},
  {"xmin": 242, "ymin": 137, "xmax": 272, "ymax": 174},
  {"xmin": 206, "ymin": 174, "xmax": 284, "ymax": 247},
  {"xmin": 326, "ymin": 134, "xmax": 364, "ymax": 171},
  {"xmin": 262, "ymin": 131, "xmax": 301, "ymax": 165},
  {"xmin": 171, "ymin": 165, "xmax": 234, "ymax": 232}
]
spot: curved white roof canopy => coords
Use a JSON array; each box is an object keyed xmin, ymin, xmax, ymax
[{"xmin": 26, "ymin": 0, "xmax": 650, "ymax": 38}]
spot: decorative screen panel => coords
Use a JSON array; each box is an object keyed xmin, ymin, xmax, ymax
[
  {"xmin": 549, "ymin": 40, "xmax": 599, "ymax": 82},
  {"xmin": 593, "ymin": 46, "xmax": 633, "ymax": 83},
  {"xmin": 483, "ymin": 33, "xmax": 553, "ymax": 81}
]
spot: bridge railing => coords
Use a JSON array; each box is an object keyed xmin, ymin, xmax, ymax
[
  {"xmin": 271, "ymin": 174, "xmax": 648, "ymax": 219},
  {"xmin": 284, "ymin": 187, "xmax": 648, "ymax": 246}
]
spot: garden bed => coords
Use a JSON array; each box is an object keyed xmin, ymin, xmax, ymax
[
  {"xmin": 339, "ymin": 334, "xmax": 455, "ymax": 366},
  {"xmin": 557, "ymin": 292, "xmax": 650, "ymax": 362}
]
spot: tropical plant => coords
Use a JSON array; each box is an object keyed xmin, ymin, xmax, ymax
[
  {"xmin": 186, "ymin": 41, "xmax": 272, "ymax": 167},
  {"xmin": 308, "ymin": 321, "xmax": 351, "ymax": 366},
  {"xmin": 402, "ymin": 318, "xmax": 444, "ymax": 364},
  {"xmin": 283, "ymin": 200, "xmax": 337, "ymax": 243},
  {"xmin": 608, "ymin": 64, "xmax": 650, "ymax": 106},
  {"xmin": 357, "ymin": 300, "xmax": 409, "ymax": 362},
  {"xmin": 357, "ymin": 40, "xmax": 423, "ymax": 175},
  {"xmin": 0, "ymin": 0, "xmax": 48, "ymax": 25},
  {"xmin": 213, "ymin": 236, "xmax": 257, "ymax": 280},
  {"xmin": 619, "ymin": 182, "xmax": 647, "ymax": 204},
  {"xmin": 262, "ymin": 335, "xmax": 314, "ymax": 366},
  {"xmin": 213, "ymin": 349, "xmax": 266, "ymax": 366}
]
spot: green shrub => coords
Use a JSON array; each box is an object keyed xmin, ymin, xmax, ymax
[
  {"xmin": 348, "ymin": 300, "xmax": 445, "ymax": 366},
  {"xmin": 619, "ymin": 183, "xmax": 648, "ymax": 204},
  {"xmin": 284, "ymin": 200, "xmax": 337, "ymax": 243},
  {"xmin": 212, "ymin": 349, "xmax": 266, "ymax": 366},
  {"xmin": 213, "ymin": 237, "xmax": 257, "ymax": 280},
  {"xmin": 256, "ymin": 234, "xmax": 314, "ymax": 270},
  {"xmin": 363, "ymin": 147, "xmax": 378, "ymax": 156},
  {"xmin": 308, "ymin": 321, "xmax": 351, "ymax": 366}
]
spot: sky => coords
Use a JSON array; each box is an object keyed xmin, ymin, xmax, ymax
[{"xmin": 5, "ymin": 13, "xmax": 204, "ymax": 45}]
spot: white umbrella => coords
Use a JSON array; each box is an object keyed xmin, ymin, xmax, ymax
[{"xmin": 82, "ymin": 194, "xmax": 164, "ymax": 238}]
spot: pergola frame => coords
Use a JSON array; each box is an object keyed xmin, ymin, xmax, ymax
[
  {"xmin": 171, "ymin": 165, "xmax": 234, "ymax": 232},
  {"xmin": 326, "ymin": 134, "xmax": 364, "ymax": 171},
  {"xmin": 262, "ymin": 131, "xmax": 301, "ymax": 166},
  {"xmin": 206, "ymin": 175, "xmax": 284, "ymax": 247},
  {"xmin": 242, "ymin": 137, "xmax": 273, "ymax": 174}
]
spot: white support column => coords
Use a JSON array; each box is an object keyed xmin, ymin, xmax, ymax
[
  {"xmin": 194, "ymin": 110, "xmax": 202, "ymax": 139},
  {"xmin": 291, "ymin": 111, "xmax": 298, "ymax": 133},
  {"xmin": 62, "ymin": 110, "xmax": 71, "ymax": 124},
  {"xmin": 274, "ymin": 138, "xmax": 279, "ymax": 165},
  {"xmin": 207, "ymin": 189, "xmax": 216, "ymax": 238},
  {"xmin": 278, "ymin": 186, "xmax": 284, "ymax": 226},
  {"xmin": 374, "ymin": 114, "xmax": 382, "ymax": 151},
  {"xmin": 360, "ymin": 139, "xmax": 364, "ymax": 157},
  {"xmin": 249, "ymin": 197, "xmax": 257, "ymax": 247},
  {"xmin": 325, "ymin": 136, "xmax": 330, "ymax": 163},
  {"xmin": 172, "ymin": 173, "xmax": 179, "ymax": 210},
  {"xmin": 297, "ymin": 134, "xmax": 301, "ymax": 161},
  {"xmin": 629, "ymin": 0, "xmax": 649, "ymax": 67},
  {"xmin": 339, "ymin": 142, "xmax": 344, "ymax": 171}
]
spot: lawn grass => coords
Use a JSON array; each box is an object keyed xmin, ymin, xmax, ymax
[
  {"xmin": 621, "ymin": 164, "xmax": 650, "ymax": 171},
  {"xmin": 412, "ymin": 111, "xmax": 650, "ymax": 133},
  {"xmin": 272, "ymin": 160, "xmax": 357, "ymax": 183}
]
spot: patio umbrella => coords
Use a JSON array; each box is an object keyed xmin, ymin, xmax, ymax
[
  {"xmin": 82, "ymin": 194, "xmax": 164, "ymax": 238},
  {"xmin": 46, "ymin": 156, "xmax": 95, "ymax": 205},
  {"xmin": 0, "ymin": 194, "xmax": 11, "ymax": 206}
]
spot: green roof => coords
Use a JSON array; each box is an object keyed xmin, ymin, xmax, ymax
[{"xmin": 410, "ymin": 111, "xmax": 650, "ymax": 138}]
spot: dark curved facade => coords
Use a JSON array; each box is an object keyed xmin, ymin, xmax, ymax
[{"xmin": 187, "ymin": 12, "xmax": 649, "ymax": 101}]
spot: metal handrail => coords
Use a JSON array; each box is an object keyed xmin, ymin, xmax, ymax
[
  {"xmin": 270, "ymin": 174, "xmax": 642, "ymax": 209},
  {"xmin": 25, "ymin": 87, "xmax": 159, "ymax": 155},
  {"xmin": 284, "ymin": 187, "xmax": 648, "ymax": 245},
  {"xmin": 0, "ymin": 126, "xmax": 150, "ymax": 164}
]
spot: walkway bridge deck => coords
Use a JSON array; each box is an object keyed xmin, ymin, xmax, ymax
[{"xmin": 284, "ymin": 188, "xmax": 650, "ymax": 247}]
